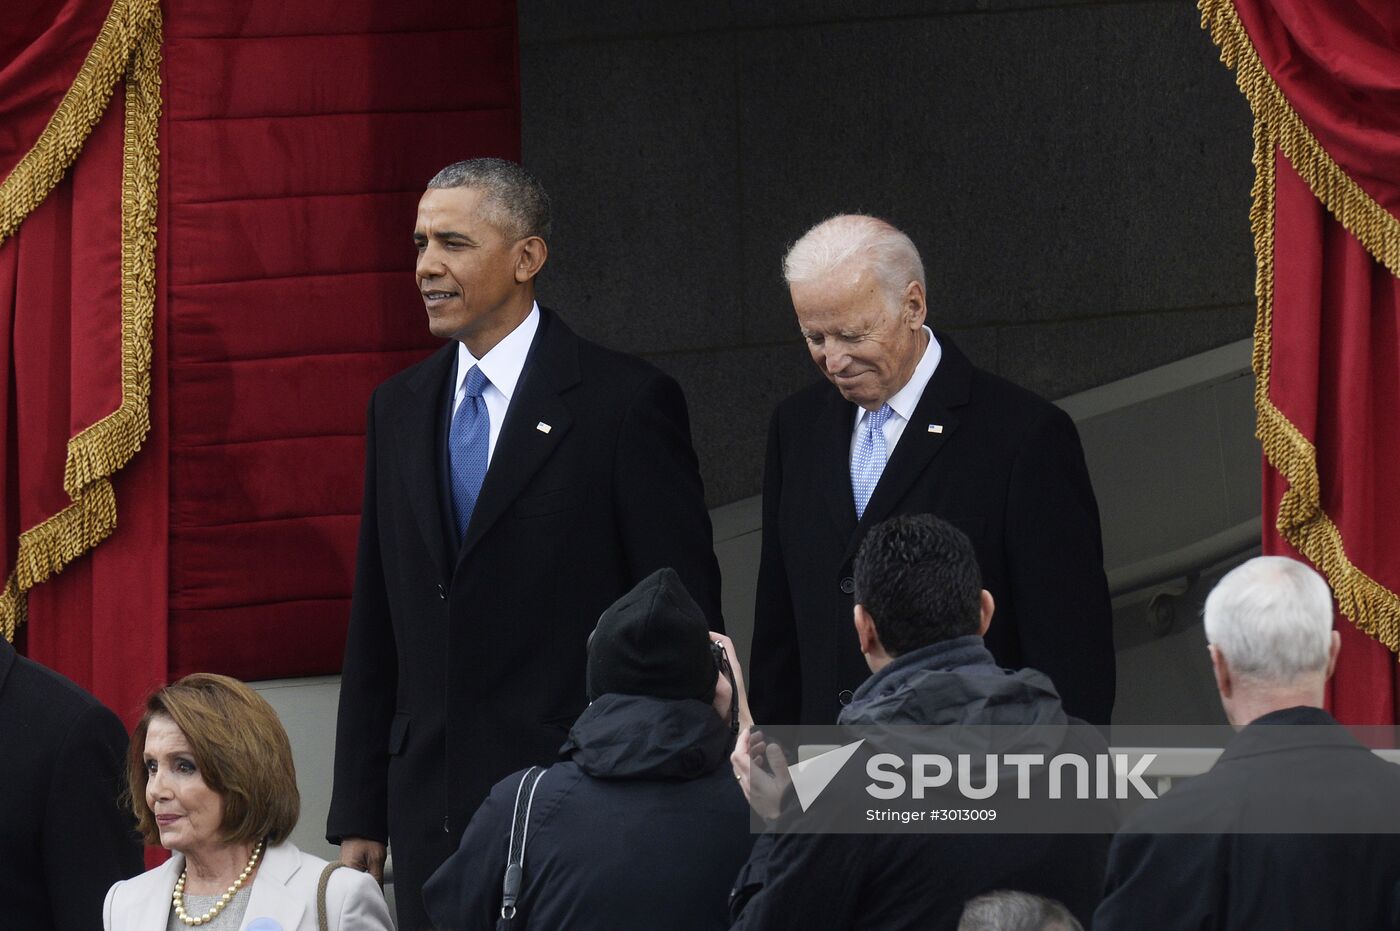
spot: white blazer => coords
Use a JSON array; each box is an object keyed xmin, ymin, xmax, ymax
[{"xmin": 103, "ymin": 841, "xmax": 393, "ymax": 931}]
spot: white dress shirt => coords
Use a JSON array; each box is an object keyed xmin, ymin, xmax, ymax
[
  {"xmin": 452, "ymin": 302, "xmax": 541, "ymax": 463},
  {"xmin": 849, "ymin": 326, "xmax": 942, "ymax": 467}
]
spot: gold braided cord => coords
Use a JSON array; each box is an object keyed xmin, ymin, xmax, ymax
[
  {"xmin": 1232, "ymin": 50, "xmax": 1400, "ymax": 653},
  {"xmin": 1199, "ymin": 0, "xmax": 1400, "ymax": 277},
  {"xmin": 0, "ymin": 0, "xmax": 162, "ymax": 244},
  {"xmin": 0, "ymin": 7, "xmax": 162, "ymax": 641}
]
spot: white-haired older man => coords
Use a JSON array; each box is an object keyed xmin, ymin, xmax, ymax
[
  {"xmin": 1095, "ymin": 556, "xmax": 1400, "ymax": 930},
  {"xmin": 749, "ymin": 214, "xmax": 1114, "ymax": 726}
]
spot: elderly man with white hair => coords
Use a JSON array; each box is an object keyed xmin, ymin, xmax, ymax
[
  {"xmin": 1095, "ymin": 555, "xmax": 1400, "ymax": 930},
  {"xmin": 748, "ymin": 214, "xmax": 1114, "ymax": 726}
]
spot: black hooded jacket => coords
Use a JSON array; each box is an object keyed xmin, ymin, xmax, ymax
[
  {"xmin": 423, "ymin": 692, "xmax": 754, "ymax": 930},
  {"xmin": 731, "ymin": 635, "xmax": 1113, "ymax": 930}
]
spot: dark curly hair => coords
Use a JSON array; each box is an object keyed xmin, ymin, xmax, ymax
[{"xmin": 853, "ymin": 514, "xmax": 983, "ymax": 656}]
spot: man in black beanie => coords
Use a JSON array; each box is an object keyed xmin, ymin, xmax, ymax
[
  {"xmin": 423, "ymin": 568, "xmax": 755, "ymax": 930},
  {"xmin": 585, "ymin": 565, "xmax": 720, "ymax": 703}
]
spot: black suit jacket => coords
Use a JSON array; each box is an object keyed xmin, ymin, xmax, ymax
[
  {"xmin": 749, "ymin": 333, "xmax": 1114, "ymax": 726},
  {"xmin": 1095, "ymin": 706, "xmax": 1400, "ymax": 930},
  {"xmin": 327, "ymin": 308, "xmax": 722, "ymax": 930},
  {"xmin": 0, "ymin": 638, "xmax": 142, "ymax": 931}
]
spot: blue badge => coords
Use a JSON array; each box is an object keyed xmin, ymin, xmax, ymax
[{"xmin": 245, "ymin": 919, "xmax": 283, "ymax": 931}]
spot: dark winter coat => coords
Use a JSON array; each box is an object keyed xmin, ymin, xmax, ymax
[
  {"xmin": 731, "ymin": 636, "xmax": 1113, "ymax": 930},
  {"xmin": 423, "ymin": 692, "xmax": 755, "ymax": 930},
  {"xmin": 1096, "ymin": 705, "xmax": 1400, "ymax": 931}
]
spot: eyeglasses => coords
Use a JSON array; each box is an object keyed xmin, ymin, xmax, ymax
[{"xmin": 711, "ymin": 640, "xmax": 740, "ymax": 735}]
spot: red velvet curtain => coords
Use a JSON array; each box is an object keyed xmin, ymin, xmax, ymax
[
  {"xmin": 1202, "ymin": 0, "xmax": 1400, "ymax": 723},
  {"xmin": 158, "ymin": 1, "xmax": 518, "ymax": 691},
  {"xmin": 2, "ymin": 0, "xmax": 520, "ymax": 725},
  {"xmin": 1, "ymin": 0, "xmax": 165, "ymax": 724}
]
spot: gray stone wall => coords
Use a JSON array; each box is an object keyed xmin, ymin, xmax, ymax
[{"xmin": 519, "ymin": 0, "xmax": 1255, "ymax": 506}]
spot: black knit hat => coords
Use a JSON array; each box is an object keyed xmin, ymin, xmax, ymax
[{"xmin": 586, "ymin": 568, "xmax": 716, "ymax": 702}]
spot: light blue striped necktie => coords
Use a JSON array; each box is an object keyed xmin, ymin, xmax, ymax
[
  {"xmin": 851, "ymin": 403, "xmax": 894, "ymax": 520},
  {"xmin": 450, "ymin": 365, "xmax": 490, "ymax": 540}
]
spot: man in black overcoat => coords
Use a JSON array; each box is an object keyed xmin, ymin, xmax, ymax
[
  {"xmin": 327, "ymin": 159, "xmax": 722, "ymax": 930},
  {"xmin": 0, "ymin": 636, "xmax": 142, "ymax": 931},
  {"xmin": 749, "ymin": 214, "xmax": 1114, "ymax": 727},
  {"xmin": 1095, "ymin": 556, "xmax": 1400, "ymax": 930}
]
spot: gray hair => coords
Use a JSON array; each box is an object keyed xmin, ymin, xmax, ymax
[
  {"xmin": 959, "ymin": 891, "xmax": 1083, "ymax": 931},
  {"xmin": 426, "ymin": 158, "xmax": 552, "ymax": 241},
  {"xmin": 1203, "ymin": 556, "xmax": 1335, "ymax": 684},
  {"xmin": 782, "ymin": 214, "xmax": 926, "ymax": 308}
]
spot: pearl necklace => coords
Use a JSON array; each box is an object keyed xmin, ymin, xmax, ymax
[{"xmin": 172, "ymin": 839, "xmax": 264, "ymax": 926}]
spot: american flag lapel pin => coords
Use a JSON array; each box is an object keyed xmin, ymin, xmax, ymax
[
  {"xmin": 927, "ymin": 424, "xmax": 943, "ymax": 434},
  {"xmin": 536, "ymin": 421, "xmax": 552, "ymax": 434}
]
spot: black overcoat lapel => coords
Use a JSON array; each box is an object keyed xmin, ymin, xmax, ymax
[
  {"xmin": 845, "ymin": 335, "xmax": 974, "ymax": 561},
  {"xmin": 457, "ymin": 309, "xmax": 578, "ymax": 564},
  {"xmin": 0, "ymin": 638, "xmax": 14, "ymax": 692},
  {"xmin": 392, "ymin": 343, "xmax": 457, "ymax": 580},
  {"xmin": 815, "ymin": 387, "xmax": 860, "ymax": 544}
]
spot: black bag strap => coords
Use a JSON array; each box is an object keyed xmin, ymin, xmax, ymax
[{"xmin": 498, "ymin": 765, "xmax": 547, "ymax": 929}]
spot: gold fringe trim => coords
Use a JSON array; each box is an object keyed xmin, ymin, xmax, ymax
[
  {"xmin": 0, "ymin": 0, "xmax": 162, "ymax": 243},
  {"xmin": 0, "ymin": 579, "xmax": 23, "ymax": 644},
  {"xmin": 0, "ymin": 3, "xmax": 162, "ymax": 641},
  {"xmin": 1240, "ymin": 83, "xmax": 1400, "ymax": 653},
  {"xmin": 0, "ymin": 481, "xmax": 117, "ymax": 642},
  {"xmin": 1199, "ymin": 0, "xmax": 1400, "ymax": 277},
  {"xmin": 64, "ymin": 7, "xmax": 161, "ymax": 496}
]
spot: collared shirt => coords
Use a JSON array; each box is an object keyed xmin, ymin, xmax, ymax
[
  {"xmin": 452, "ymin": 302, "xmax": 540, "ymax": 463},
  {"xmin": 849, "ymin": 326, "xmax": 942, "ymax": 468}
]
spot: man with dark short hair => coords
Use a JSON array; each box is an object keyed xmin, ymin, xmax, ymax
[
  {"xmin": 1095, "ymin": 557, "xmax": 1400, "ymax": 930},
  {"xmin": 750, "ymin": 214, "xmax": 1113, "ymax": 727},
  {"xmin": 328, "ymin": 159, "xmax": 722, "ymax": 930},
  {"xmin": 731, "ymin": 515, "xmax": 1110, "ymax": 930}
]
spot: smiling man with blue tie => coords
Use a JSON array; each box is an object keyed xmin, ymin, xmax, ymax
[
  {"xmin": 748, "ymin": 214, "xmax": 1115, "ymax": 728},
  {"xmin": 327, "ymin": 158, "xmax": 722, "ymax": 931}
]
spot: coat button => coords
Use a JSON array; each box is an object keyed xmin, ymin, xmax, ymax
[
  {"xmin": 838, "ymin": 690, "xmax": 854, "ymax": 705},
  {"xmin": 840, "ymin": 577, "xmax": 855, "ymax": 594},
  {"xmin": 436, "ymin": 583, "xmax": 447, "ymax": 600}
]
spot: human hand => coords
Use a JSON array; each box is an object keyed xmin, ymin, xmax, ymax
[
  {"xmin": 732, "ymin": 727, "xmax": 791, "ymax": 821},
  {"xmin": 340, "ymin": 837, "xmax": 387, "ymax": 885}
]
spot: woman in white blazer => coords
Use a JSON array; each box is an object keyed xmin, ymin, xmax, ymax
[{"xmin": 103, "ymin": 674, "xmax": 392, "ymax": 931}]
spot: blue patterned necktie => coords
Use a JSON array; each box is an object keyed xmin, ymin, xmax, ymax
[
  {"xmin": 450, "ymin": 365, "xmax": 491, "ymax": 540},
  {"xmin": 851, "ymin": 403, "xmax": 894, "ymax": 520}
]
